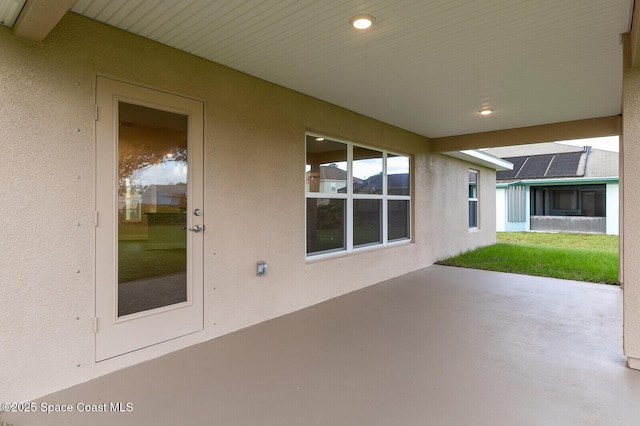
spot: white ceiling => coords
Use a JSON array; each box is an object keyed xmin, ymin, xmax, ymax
[{"xmin": 69, "ymin": 0, "xmax": 633, "ymax": 139}]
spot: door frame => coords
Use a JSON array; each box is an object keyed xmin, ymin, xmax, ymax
[{"xmin": 95, "ymin": 76, "xmax": 204, "ymax": 361}]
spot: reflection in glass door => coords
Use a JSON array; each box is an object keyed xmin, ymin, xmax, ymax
[{"xmin": 117, "ymin": 102, "xmax": 188, "ymax": 316}]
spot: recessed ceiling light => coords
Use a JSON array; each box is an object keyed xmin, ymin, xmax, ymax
[
  {"xmin": 315, "ymin": 137, "xmax": 325, "ymax": 142},
  {"xmin": 479, "ymin": 109, "xmax": 493, "ymax": 116},
  {"xmin": 349, "ymin": 14, "xmax": 375, "ymax": 30}
]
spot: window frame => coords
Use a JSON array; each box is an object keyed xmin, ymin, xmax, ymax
[
  {"xmin": 305, "ymin": 133, "xmax": 411, "ymax": 258},
  {"xmin": 531, "ymin": 184, "xmax": 606, "ymax": 217},
  {"xmin": 469, "ymin": 169, "xmax": 479, "ymax": 230}
]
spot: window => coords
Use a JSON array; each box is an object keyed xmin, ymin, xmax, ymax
[
  {"xmin": 469, "ymin": 170, "xmax": 478, "ymax": 229},
  {"xmin": 305, "ymin": 134, "xmax": 411, "ymax": 256},
  {"xmin": 531, "ymin": 184, "xmax": 605, "ymax": 217},
  {"xmin": 552, "ymin": 189, "xmax": 579, "ymax": 211}
]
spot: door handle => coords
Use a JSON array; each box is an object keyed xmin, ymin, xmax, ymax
[{"xmin": 188, "ymin": 224, "xmax": 205, "ymax": 233}]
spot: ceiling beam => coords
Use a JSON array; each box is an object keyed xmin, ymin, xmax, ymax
[
  {"xmin": 429, "ymin": 116, "xmax": 621, "ymax": 153},
  {"xmin": 12, "ymin": 0, "xmax": 74, "ymax": 42},
  {"xmin": 624, "ymin": 0, "xmax": 640, "ymax": 69}
]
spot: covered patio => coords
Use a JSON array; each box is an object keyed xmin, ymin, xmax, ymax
[{"xmin": 6, "ymin": 265, "xmax": 638, "ymax": 425}]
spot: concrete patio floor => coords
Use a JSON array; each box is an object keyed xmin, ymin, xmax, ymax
[{"xmin": 5, "ymin": 265, "xmax": 640, "ymax": 425}]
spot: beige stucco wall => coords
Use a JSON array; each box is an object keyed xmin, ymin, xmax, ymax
[
  {"xmin": 622, "ymin": 68, "xmax": 640, "ymax": 369},
  {"xmin": 423, "ymin": 156, "xmax": 497, "ymax": 261},
  {"xmin": 0, "ymin": 13, "xmax": 496, "ymax": 401}
]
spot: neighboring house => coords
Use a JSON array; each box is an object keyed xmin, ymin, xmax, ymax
[
  {"xmin": 305, "ymin": 164, "xmax": 352, "ymax": 194},
  {"xmin": 141, "ymin": 184, "xmax": 187, "ymax": 213},
  {"xmin": 306, "ymin": 166, "xmax": 410, "ymax": 196},
  {"xmin": 351, "ymin": 173, "xmax": 411, "ymax": 195},
  {"xmin": 486, "ymin": 143, "xmax": 619, "ymax": 235}
]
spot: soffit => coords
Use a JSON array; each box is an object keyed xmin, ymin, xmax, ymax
[
  {"xmin": 68, "ymin": 0, "xmax": 632, "ymax": 139},
  {"xmin": 441, "ymin": 150, "xmax": 513, "ymax": 171},
  {"xmin": 484, "ymin": 143, "xmax": 584, "ymax": 158}
]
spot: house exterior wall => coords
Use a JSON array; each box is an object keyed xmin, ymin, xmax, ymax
[
  {"xmin": 530, "ymin": 216, "xmax": 606, "ymax": 233},
  {"xmin": 607, "ymin": 182, "xmax": 620, "ymax": 235},
  {"xmin": 505, "ymin": 221, "xmax": 528, "ymax": 232},
  {"xmin": 622, "ymin": 67, "xmax": 640, "ymax": 370},
  {"xmin": 0, "ymin": 13, "xmax": 497, "ymax": 401},
  {"xmin": 496, "ymin": 187, "xmax": 506, "ymax": 232}
]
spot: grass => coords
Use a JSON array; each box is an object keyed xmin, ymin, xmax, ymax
[
  {"xmin": 118, "ymin": 240, "xmax": 186, "ymax": 283},
  {"xmin": 436, "ymin": 232, "xmax": 619, "ymax": 285}
]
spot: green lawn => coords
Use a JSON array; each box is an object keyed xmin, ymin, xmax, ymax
[
  {"xmin": 118, "ymin": 240, "xmax": 186, "ymax": 283},
  {"xmin": 436, "ymin": 232, "xmax": 619, "ymax": 285}
]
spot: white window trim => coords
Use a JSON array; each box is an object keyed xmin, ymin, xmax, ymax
[
  {"xmin": 469, "ymin": 169, "xmax": 479, "ymax": 230},
  {"xmin": 305, "ymin": 133, "xmax": 411, "ymax": 258}
]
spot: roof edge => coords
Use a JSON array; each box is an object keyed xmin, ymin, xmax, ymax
[
  {"xmin": 496, "ymin": 176, "xmax": 619, "ymax": 187},
  {"xmin": 442, "ymin": 149, "xmax": 514, "ymax": 171}
]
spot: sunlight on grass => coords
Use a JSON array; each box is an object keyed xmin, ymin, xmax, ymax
[{"xmin": 437, "ymin": 232, "xmax": 619, "ymax": 285}]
